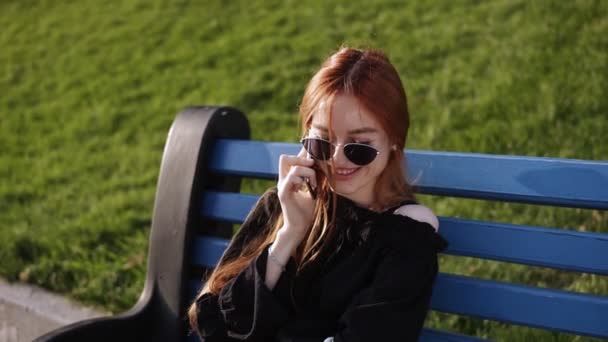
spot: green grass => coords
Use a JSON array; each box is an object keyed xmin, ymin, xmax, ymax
[{"xmin": 1, "ymin": 0, "xmax": 606, "ymax": 340}]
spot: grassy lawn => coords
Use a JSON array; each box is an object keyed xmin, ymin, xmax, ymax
[{"xmin": 1, "ymin": 0, "xmax": 606, "ymax": 340}]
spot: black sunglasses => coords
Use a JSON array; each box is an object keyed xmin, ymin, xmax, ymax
[{"xmin": 301, "ymin": 137, "xmax": 380, "ymax": 166}]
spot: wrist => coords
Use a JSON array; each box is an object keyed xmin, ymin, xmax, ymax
[
  {"xmin": 267, "ymin": 244, "xmax": 286, "ymax": 272},
  {"xmin": 271, "ymin": 228, "xmax": 301, "ymax": 261}
]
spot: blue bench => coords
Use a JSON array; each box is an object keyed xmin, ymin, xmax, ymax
[{"xmin": 37, "ymin": 107, "xmax": 608, "ymax": 341}]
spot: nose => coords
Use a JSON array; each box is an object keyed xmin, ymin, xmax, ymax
[{"xmin": 331, "ymin": 143, "xmax": 351, "ymax": 166}]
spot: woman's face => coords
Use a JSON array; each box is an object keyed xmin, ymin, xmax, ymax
[{"xmin": 308, "ymin": 93, "xmax": 392, "ymax": 207}]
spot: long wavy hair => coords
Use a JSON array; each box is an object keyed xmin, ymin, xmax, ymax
[{"xmin": 188, "ymin": 46, "xmax": 415, "ymax": 331}]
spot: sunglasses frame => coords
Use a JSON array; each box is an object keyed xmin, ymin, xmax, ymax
[{"xmin": 300, "ymin": 137, "xmax": 381, "ymax": 166}]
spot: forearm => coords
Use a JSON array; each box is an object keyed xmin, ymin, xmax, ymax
[{"xmin": 265, "ymin": 227, "xmax": 300, "ymax": 289}]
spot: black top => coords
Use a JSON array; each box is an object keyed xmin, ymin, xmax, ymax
[{"xmin": 193, "ymin": 188, "xmax": 448, "ymax": 342}]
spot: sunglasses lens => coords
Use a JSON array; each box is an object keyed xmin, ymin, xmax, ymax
[
  {"xmin": 302, "ymin": 138, "xmax": 331, "ymax": 160},
  {"xmin": 302, "ymin": 138, "xmax": 379, "ymax": 165},
  {"xmin": 344, "ymin": 144, "xmax": 378, "ymax": 166}
]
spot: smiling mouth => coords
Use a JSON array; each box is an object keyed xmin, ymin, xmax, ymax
[{"xmin": 335, "ymin": 167, "xmax": 359, "ymax": 176}]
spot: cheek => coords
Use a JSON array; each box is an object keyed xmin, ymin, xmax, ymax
[
  {"xmin": 360, "ymin": 157, "xmax": 387, "ymax": 182},
  {"xmin": 372, "ymin": 152, "xmax": 390, "ymax": 173}
]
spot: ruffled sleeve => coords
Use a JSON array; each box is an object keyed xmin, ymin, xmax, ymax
[
  {"xmin": 332, "ymin": 214, "xmax": 448, "ymax": 341},
  {"xmin": 193, "ymin": 188, "xmax": 297, "ymax": 341}
]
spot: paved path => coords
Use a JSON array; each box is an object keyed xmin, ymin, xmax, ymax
[{"xmin": 0, "ymin": 278, "xmax": 106, "ymax": 342}]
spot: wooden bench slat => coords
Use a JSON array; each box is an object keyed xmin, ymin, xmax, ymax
[
  {"xmin": 432, "ymin": 274, "xmax": 608, "ymax": 338},
  {"xmin": 200, "ymin": 192, "xmax": 258, "ymax": 223},
  {"xmin": 192, "ymin": 236, "xmax": 229, "ymax": 268},
  {"xmin": 440, "ymin": 217, "xmax": 608, "ymax": 275},
  {"xmin": 199, "ymin": 192, "xmax": 608, "ymax": 274},
  {"xmin": 208, "ymin": 139, "xmax": 608, "ymax": 209}
]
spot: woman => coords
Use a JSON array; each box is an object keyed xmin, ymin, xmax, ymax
[{"xmin": 188, "ymin": 47, "xmax": 448, "ymax": 341}]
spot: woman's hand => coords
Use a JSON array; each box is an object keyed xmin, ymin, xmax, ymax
[{"xmin": 276, "ymin": 147, "xmax": 317, "ymax": 245}]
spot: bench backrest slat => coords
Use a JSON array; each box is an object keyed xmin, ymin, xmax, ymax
[
  {"xmin": 199, "ymin": 191, "xmax": 608, "ymax": 274},
  {"xmin": 440, "ymin": 217, "xmax": 608, "ymax": 275},
  {"xmin": 193, "ymin": 236, "xmax": 229, "ymax": 268},
  {"xmin": 209, "ymin": 140, "xmax": 608, "ymax": 209},
  {"xmin": 432, "ymin": 274, "xmax": 608, "ymax": 338}
]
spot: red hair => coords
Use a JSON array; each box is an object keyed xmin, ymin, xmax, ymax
[
  {"xmin": 188, "ymin": 46, "xmax": 414, "ymax": 332},
  {"xmin": 300, "ymin": 47, "xmax": 413, "ymax": 210}
]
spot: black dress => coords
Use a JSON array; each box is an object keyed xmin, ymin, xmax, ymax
[{"xmin": 193, "ymin": 188, "xmax": 448, "ymax": 342}]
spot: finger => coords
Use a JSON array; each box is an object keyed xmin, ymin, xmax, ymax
[
  {"xmin": 279, "ymin": 153, "xmax": 314, "ymax": 179},
  {"xmin": 277, "ymin": 175, "xmax": 302, "ymax": 201},
  {"xmin": 283, "ymin": 172, "xmax": 305, "ymax": 193},
  {"xmin": 285, "ymin": 152, "xmax": 314, "ymax": 166},
  {"xmin": 287, "ymin": 166, "xmax": 317, "ymax": 189},
  {"xmin": 297, "ymin": 147, "xmax": 307, "ymax": 158}
]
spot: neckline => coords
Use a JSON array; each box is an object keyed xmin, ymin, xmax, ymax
[{"xmin": 335, "ymin": 193, "xmax": 411, "ymax": 216}]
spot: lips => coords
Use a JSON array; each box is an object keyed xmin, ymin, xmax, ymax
[
  {"xmin": 336, "ymin": 168, "xmax": 358, "ymax": 175},
  {"xmin": 334, "ymin": 167, "xmax": 360, "ymax": 180}
]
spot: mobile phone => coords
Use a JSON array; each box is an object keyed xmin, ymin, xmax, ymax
[
  {"xmin": 304, "ymin": 177, "xmax": 317, "ymax": 199},
  {"xmin": 305, "ymin": 155, "xmax": 318, "ymax": 200}
]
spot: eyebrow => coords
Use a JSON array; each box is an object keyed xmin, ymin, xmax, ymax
[{"xmin": 311, "ymin": 124, "xmax": 378, "ymax": 135}]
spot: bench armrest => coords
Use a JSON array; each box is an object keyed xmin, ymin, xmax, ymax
[{"xmin": 34, "ymin": 312, "xmax": 150, "ymax": 342}]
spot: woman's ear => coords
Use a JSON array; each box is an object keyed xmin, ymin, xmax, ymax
[{"xmin": 391, "ymin": 144, "xmax": 398, "ymax": 151}]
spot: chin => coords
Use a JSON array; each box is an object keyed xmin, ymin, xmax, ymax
[
  {"xmin": 332, "ymin": 170, "xmax": 381, "ymax": 201},
  {"xmin": 334, "ymin": 185, "xmax": 356, "ymax": 197},
  {"xmin": 333, "ymin": 181, "xmax": 367, "ymax": 199}
]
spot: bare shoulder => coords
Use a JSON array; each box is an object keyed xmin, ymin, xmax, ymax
[{"xmin": 393, "ymin": 204, "xmax": 439, "ymax": 232}]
